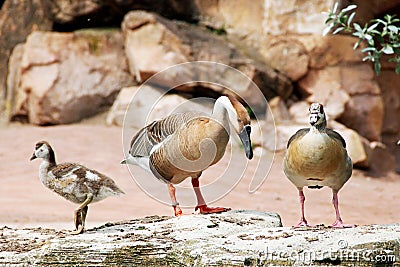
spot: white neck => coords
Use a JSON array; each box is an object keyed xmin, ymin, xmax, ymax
[
  {"xmin": 39, "ymin": 159, "xmax": 50, "ymax": 185},
  {"xmin": 211, "ymin": 96, "xmax": 238, "ymax": 132}
]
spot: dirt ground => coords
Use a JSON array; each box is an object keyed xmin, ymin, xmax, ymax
[{"xmin": 0, "ymin": 121, "xmax": 399, "ymax": 231}]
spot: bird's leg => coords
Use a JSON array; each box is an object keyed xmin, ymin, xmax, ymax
[
  {"xmin": 192, "ymin": 178, "xmax": 231, "ymax": 214},
  {"xmin": 72, "ymin": 193, "xmax": 93, "ymax": 235},
  {"xmin": 331, "ymin": 191, "xmax": 355, "ymax": 228},
  {"xmin": 295, "ymin": 190, "xmax": 310, "ymax": 227},
  {"xmin": 168, "ymin": 183, "xmax": 182, "ymax": 216}
]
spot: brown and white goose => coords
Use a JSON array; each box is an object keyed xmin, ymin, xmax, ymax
[
  {"xmin": 283, "ymin": 103, "xmax": 353, "ymax": 228},
  {"xmin": 122, "ymin": 95, "xmax": 253, "ymax": 216},
  {"xmin": 30, "ymin": 141, "xmax": 125, "ymax": 234}
]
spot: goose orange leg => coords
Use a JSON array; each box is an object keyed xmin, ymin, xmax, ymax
[
  {"xmin": 331, "ymin": 191, "xmax": 355, "ymax": 228},
  {"xmin": 168, "ymin": 183, "xmax": 183, "ymax": 216},
  {"xmin": 192, "ymin": 178, "xmax": 231, "ymax": 214}
]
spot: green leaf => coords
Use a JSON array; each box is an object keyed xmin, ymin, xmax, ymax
[
  {"xmin": 374, "ymin": 19, "xmax": 387, "ymax": 25},
  {"xmin": 374, "ymin": 60, "xmax": 381, "ymax": 75},
  {"xmin": 382, "ymin": 45, "xmax": 394, "ymax": 54},
  {"xmin": 388, "ymin": 25, "xmax": 399, "ymax": 34},
  {"xmin": 332, "ymin": 2, "xmax": 339, "ymax": 13},
  {"xmin": 362, "ymin": 47, "xmax": 376, "ymax": 53},
  {"xmin": 367, "ymin": 22, "xmax": 379, "ymax": 32},
  {"xmin": 333, "ymin": 27, "xmax": 345, "ymax": 34},
  {"xmin": 322, "ymin": 26, "xmax": 332, "ymax": 36},
  {"xmin": 353, "ymin": 39, "xmax": 362, "ymax": 49},
  {"xmin": 353, "ymin": 23, "xmax": 362, "ymax": 32},
  {"xmin": 362, "ymin": 55, "xmax": 373, "ymax": 61},
  {"xmin": 342, "ymin": 4, "xmax": 357, "ymax": 13},
  {"xmin": 347, "ymin": 12, "xmax": 356, "ymax": 26}
]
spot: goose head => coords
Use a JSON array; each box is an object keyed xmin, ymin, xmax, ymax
[
  {"xmin": 309, "ymin": 102, "xmax": 326, "ymax": 127},
  {"xmin": 215, "ymin": 95, "xmax": 253, "ymax": 159},
  {"xmin": 30, "ymin": 141, "xmax": 52, "ymax": 161}
]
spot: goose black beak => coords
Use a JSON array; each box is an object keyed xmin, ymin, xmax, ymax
[
  {"xmin": 30, "ymin": 153, "xmax": 37, "ymax": 161},
  {"xmin": 239, "ymin": 125, "xmax": 253, "ymax": 160}
]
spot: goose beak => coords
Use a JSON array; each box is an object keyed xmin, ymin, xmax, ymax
[
  {"xmin": 120, "ymin": 159, "xmax": 127, "ymax": 164},
  {"xmin": 30, "ymin": 153, "xmax": 37, "ymax": 161},
  {"xmin": 309, "ymin": 114, "xmax": 319, "ymax": 126},
  {"xmin": 239, "ymin": 125, "xmax": 253, "ymax": 159}
]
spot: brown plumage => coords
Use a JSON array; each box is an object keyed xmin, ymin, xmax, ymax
[
  {"xmin": 122, "ymin": 95, "xmax": 253, "ymax": 216},
  {"xmin": 283, "ymin": 103, "xmax": 353, "ymax": 228},
  {"xmin": 30, "ymin": 141, "xmax": 124, "ymax": 234}
]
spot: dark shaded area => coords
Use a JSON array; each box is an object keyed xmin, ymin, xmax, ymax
[{"xmin": 48, "ymin": 0, "xmax": 200, "ymax": 32}]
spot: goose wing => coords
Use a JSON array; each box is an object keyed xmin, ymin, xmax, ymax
[
  {"xmin": 326, "ymin": 128, "xmax": 346, "ymax": 148},
  {"xmin": 129, "ymin": 111, "xmax": 204, "ymax": 157},
  {"xmin": 286, "ymin": 128, "xmax": 309, "ymax": 148}
]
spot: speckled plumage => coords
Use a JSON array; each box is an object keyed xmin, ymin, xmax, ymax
[{"xmin": 31, "ymin": 141, "xmax": 124, "ymax": 234}]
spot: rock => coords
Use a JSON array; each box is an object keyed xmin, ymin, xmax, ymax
[
  {"xmin": 260, "ymin": 36, "xmax": 309, "ymax": 81},
  {"xmin": 263, "ymin": 0, "xmax": 336, "ymax": 35},
  {"xmin": 264, "ymin": 121, "xmax": 304, "ymax": 151},
  {"xmin": 363, "ymin": 141, "xmax": 397, "ymax": 176},
  {"xmin": 340, "ymin": 64, "xmax": 380, "ymax": 95},
  {"xmin": 5, "ymin": 44, "xmax": 25, "ymax": 121},
  {"xmin": 329, "ymin": 121, "xmax": 368, "ymax": 168},
  {"xmin": 0, "ymin": 0, "xmax": 52, "ymax": 110},
  {"xmin": 378, "ymin": 70, "xmax": 400, "ymax": 135},
  {"xmin": 298, "ymin": 67, "xmax": 350, "ymax": 120},
  {"xmin": 268, "ymin": 96, "xmax": 291, "ymax": 124},
  {"xmin": 288, "ymin": 101, "xmax": 310, "ymax": 124},
  {"xmin": 8, "ymin": 30, "xmax": 134, "ymax": 125},
  {"xmin": 107, "ymin": 85, "xmax": 213, "ymax": 129},
  {"xmin": 121, "ymin": 10, "xmax": 293, "ymax": 115},
  {"xmin": 195, "ymin": 0, "xmax": 265, "ymax": 37},
  {"xmin": 338, "ymin": 95, "xmax": 383, "ymax": 141},
  {"xmin": 1, "ymin": 212, "xmax": 399, "ymax": 266},
  {"xmin": 43, "ymin": 0, "xmax": 198, "ymax": 27},
  {"xmin": 297, "ymin": 35, "xmax": 365, "ymax": 68}
]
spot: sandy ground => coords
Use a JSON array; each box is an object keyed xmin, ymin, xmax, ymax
[{"xmin": 0, "ymin": 121, "xmax": 399, "ymax": 231}]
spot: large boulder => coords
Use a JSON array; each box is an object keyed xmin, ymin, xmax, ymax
[
  {"xmin": 298, "ymin": 67, "xmax": 350, "ymax": 120},
  {"xmin": 107, "ymin": 85, "xmax": 213, "ymax": 129},
  {"xmin": 260, "ymin": 36, "xmax": 309, "ymax": 81},
  {"xmin": 8, "ymin": 30, "xmax": 134, "ymax": 125},
  {"xmin": 297, "ymin": 35, "xmax": 365, "ymax": 68},
  {"xmin": 338, "ymin": 95, "xmax": 383, "ymax": 142},
  {"xmin": 0, "ymin": 0, "xmax": 52, "ymax": 111},
  {"xmin": 263, "ymin": 0, "xmax": 336, "ymax": 35},
  {"xmin": 121, "ymin": 11, "xmax": 293, "ymax": 115}
]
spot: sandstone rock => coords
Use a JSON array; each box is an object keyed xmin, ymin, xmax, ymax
[
  {"xmin": 263, "ymin": 0, "xmax": 336, "ymax": 35},
  {"xmin": 195, "ymin": 0, "xmax": 265, "ymax": 37},
  {"xmin": 298, "ymin": 67, "xmax": 350, "ymax": 120},
  {"xmin": 108, "ymin": 85, "xmax": 213, "ymax": 129},
  {"xmin": 288, "ymin": 101, "xmax": 309, "ymax": 124},
  {"xmin": 363, "ymin": 141, "xmax": 397, "ymax": 176},
  {"xmin": 297, "ymin": 35, "xmax": 365, "ymax": 68},
  {"xmin": 263, "ymin": 121, "xmax": 303, "ymax": 151},
  {"xmin": 121, "ymin": 11, "xmax": 293, "ymax": 115},
  {"xmin": 9, "ymin": 30, "xmax": 134, "ymax": 125},
  {"xmin": 5, "ymin": 44, "xmax": 25, "ymax": 121},
  {"xmin": 0, "ymin": 0, "xmax": 52, "ymax": 110},
  {"xmin": 260, "ymin": 37, "xmax": 309, "ymax": 81},
  {"xmin": 340, "ymin": 64, "xmax": 380, "ymax": 95},
  {"xmin": 338, "ymin": 95, "xmax": 383, "ymax": 142},
  {"xmin": 377, "ymin": 71, "xmax": 400, "ymax": 135},
  {"xmin": 268, "ymin": 96, "xmax": 291, "ymax": 124}
]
